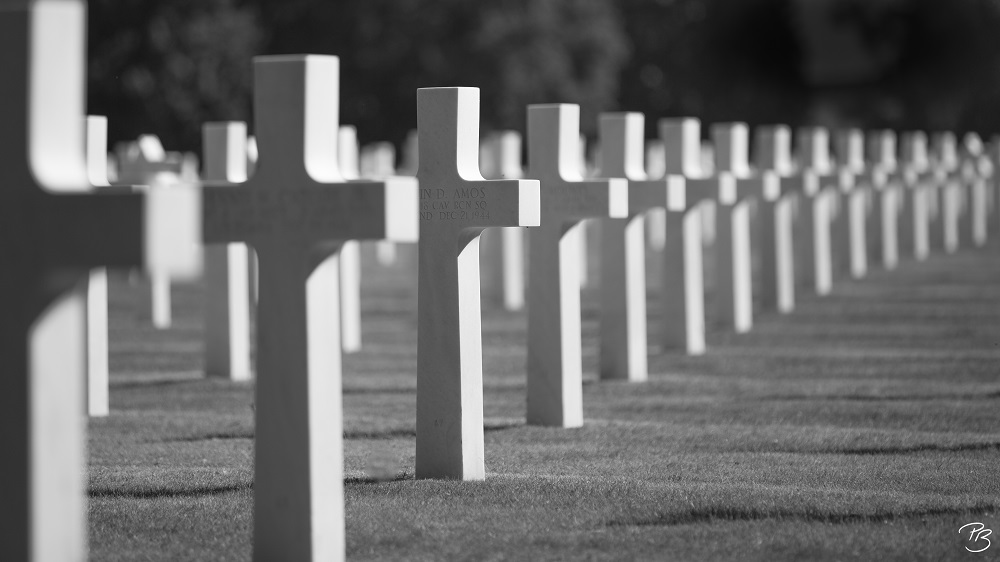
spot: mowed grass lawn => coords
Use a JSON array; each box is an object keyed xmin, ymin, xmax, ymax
[{"xmin": 89, "ymin": 233, "xmax": 1000, "ymax": 561}]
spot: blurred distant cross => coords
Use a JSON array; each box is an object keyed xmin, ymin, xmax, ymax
[{"xmin": 0, "ymin": 2, "xmax": 200, "ymax": 560}]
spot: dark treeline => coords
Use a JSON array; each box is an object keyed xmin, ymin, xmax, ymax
[{"xmin": 87, "ymin": 0, "xmax": 1000, "ymax": 155}]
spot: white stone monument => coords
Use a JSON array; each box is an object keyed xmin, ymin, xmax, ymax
[
  {"xmin": 711, "ymin": 123, "xmax": 781, "ymax": 329},
  {"xmin": 201, "ymin": 55, "xmax": 418, "ymax": 560},
  {"xmin": 831, "ymin": 128, "xmax": 884, "ymax": 280},
  {"xmin": 415, "ymin": 87, "xmax": 539, "ymax": 479},
  {"xmin": 754, "ymin": 125, "xmax": 821, "ymax": 311},
  {"xmin": 597, "ymin": 112, "xmax": 680, "ymax": 380},
  {"xmin": 524, "ymin": 104, "xmax": 627, "ymax": 427},
  {"xmin": 897, "ymin": 131, "xmax": 933, "ymax": 261},
  {"xmin": 202, "ymin": 122, "xmax": 252, "ymax": 381},
  {"xmin": 865, "ymin": 129, "xmax": 901, "ymax": 270},
  {"xmin": 931, "ymin": 132, "xmax": 963, "ymax": 254},
  {"xmin": 116, "ymin": 134, "xmax": 186, "ymax": 329},
  {"xmin": 0, "ymin": 3, "xmax": 201, "ymax": 558},
  {"xmin": 795, "ymin": 127, "xmax": 847, "ymax": 295},
  {"xmin": 659, "ymin": 118, "xmax": 723, "ymax": 354},
  {"xmin": 960, "ymin": 134, "xmax": 992, "ymax": 247}
]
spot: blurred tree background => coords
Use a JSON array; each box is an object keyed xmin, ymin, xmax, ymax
[{"xmin": 87, "ymin": 0, "xmax": 1000, "ymax": 155}]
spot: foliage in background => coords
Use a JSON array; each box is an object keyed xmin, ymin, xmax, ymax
[
  {"xmin": 88, "ymin": 0, "xmax": 261, "ymax": 151},
  {"xmin": 255, "ymin": 0, "xmax": 627, "ymax": 145},
  {"xmin": 87, "ymin": 0, "xmax": 1000, "ymax": 153}
]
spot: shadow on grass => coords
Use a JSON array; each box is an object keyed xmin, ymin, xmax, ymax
[
  {"xmin": 161, "ymin": 431, "xmax": 254, "ymax": 442},
  {"xmin": 89, "ymin": 482, "xmax": 252, "ymax": 499},
  {"xmin": 608, "ymin": 504, "xmax": 999, "ymax": 527},
  {"xmin": 815, "ymin": 442, "xmax": 1000, "ymax": 455},
  {"xmin": 158, "ymin": 420, "xmax": 523, "ymax": 443},
  {"xmin": 109, "ymin": 377, "xmax": 212, "ymax": 390},
  {"xmin": 760, "ymin": 392, "xmax": 1000, "ymax": 402},
  {"xmin": 342, "ymin": 387, "xmax": 416, "ymax": 395},
  {"xmin": 345, "ymin": 472, "xmax": 416, "ymax": 485}
]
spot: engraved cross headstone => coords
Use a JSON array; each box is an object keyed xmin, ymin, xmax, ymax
[{"xmin": 415, "ymin": 87, "xmax": 539, "ymax": 479}]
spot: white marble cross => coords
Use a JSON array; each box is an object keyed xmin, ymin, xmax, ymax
[
  {"xmin": 201, "ymin": 55, "xmax": 418, "ymax": 560},
  {"xmin": 479, "ymin": 131, "xmax": 527, "ymax": 311},
  {"xmin": 865, "ymin": 130, "xmax": 901, "ymax": 270},
  {"xmin": 711, "ymin": 123, "xmax": 781, "ymax": 328},
  {"xmin": 931, "ymin": 132, "xmax": 963, "ymax": 254},
  {"xmin": 663, "ymin": 120, "xmax": 746, "ymax": 332},
  {"xmin": 795, "ymin": 127, "xmax": 848, "ymax": 295},
  {"xmin": 597, "ymin": 112, "xmax": 680, "ymax": 380},
  {"xmin": 116, "ymin": 134, "xmax": 185, "ymax": 329},
  {"xmin": 960, "ymin": 134, "xmax": 991, "ymax": 247},
  {"xmin": 524, "ymin": 104, "xmax": 627, "ymax": 427},
  {"xmin": 753, "ymin": 125, "xmax": 821, "ymax": 311},
  {"xmin": 415, "ymin": 87, "xmax": 539, "ymax": 479},
  {"xmin": 831, "ymin": 128, "xmax": 884, "ymax": 280},
  {"xmin": 202, "ymin": 122, "xmax": 252, "ymax": 381},
  {"xmin": 896, "ymin": 131, "xmax": 933, "ymax": 261},
  {"xmin": 659, "ymin": 118, "xmax": 725, "ymax": 354},
  {"xmin": 0, "ymin": 3, "xmax": 201, "ymax": 558}
]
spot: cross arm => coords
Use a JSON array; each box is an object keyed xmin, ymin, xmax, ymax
[
  {"xmin": 203, "ymin": 177, "xmax": 419, "ymax": 245},
  {"xmin": 31, "ymin": 191, "xmax": 143, "ymax": 268},
  {"xmin": 777, "ymin": 172, "xmax": 820, "ymax": 197},
  {"xmin": 686, "ymin": 175, "xmax": 736, "ymax": 206},
  {"xmin": 419, "ymin": 178, "xmax": 539, "ymax": 230},
  {"xmin": 627, "ymin": 176, "xmax": 685, "ymax": 214},
  {"xmin": 543, "ymin": 178, "xmax": 628, "ymax": 221},
  {"xmin": 818, "ymin": 169, "xmax": 855, "ymax": 192},
  {"xmin": 732, "ymin": 172, "xmax": 780, "ymax": 203},
  {"xmin": 15, "ymin": 185, "xmax": 201, "ymax": 278}
]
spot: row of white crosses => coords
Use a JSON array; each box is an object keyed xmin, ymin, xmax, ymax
[{"xmin": 10, "ymin": 3, "xmax": 1000, "ymax": 562}]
